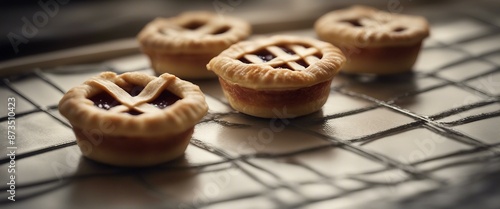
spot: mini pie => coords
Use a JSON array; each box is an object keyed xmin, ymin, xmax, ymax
[
  {"xmin": 138, "ymin": 11, "xmax": 251, "ymax": 79},
  {"xmin": 58, "ymin": 72, "xmax": 208, "ymax": 167},
  {"xmin": 315, "ymin": 5, "xmax": 429, "ymax": 74},
  {"xmin": 207, "ymin": 35, "xmax": 346, "ymax": 118}
]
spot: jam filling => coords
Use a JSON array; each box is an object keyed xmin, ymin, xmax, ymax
[
  {"xmin": 255, "ymin": 49, "xmax": 276, "ymax": 62},
  {"xmin": 212, "ymin": 26, "xmax": 230, "ymax": 35},
  {"xmin": 296, "ymin": 60, "xmax": 309, "ymax": 68},
  {"xmin": 393, "ymin": 27, "xmax": 407, "ymax": 32},
  {"xmin": 313, "ymin": 53, "xmax": 323, "ymax": 60},
  {"xmin": 237, "ymin": 45, "xmax": 321, "ymax": 71},
  {"xmin": 90, "ymin": 92, "xmax": 120, "ymax": 111},
  {"xmin": 238, "ymin": 46, "xmax": 296, "ymax": 64},
  {"xmin": 278, "ymin": 45, "xmax": 295, "ymax": 55},
  {"xmin": 239, "ymin": 57, "xmax": 251, "ymax": 64},
  {"xmin": 182, "ymin": 21, "xmax": 205, "ymax": 30},
  {"xmin": 274, "ymin": 64, "xmax": 291, "ymax": 70},
  {"xmin": 89, "ymin": 86, "xmax": 181, "ymax": 115},
  {"xmin": 149, "ymin": 90, "xmax": 181, "ymax": 109},
  {"xmin": 341, "ymin": 19, "xmax": 363, "ymax": 27}
]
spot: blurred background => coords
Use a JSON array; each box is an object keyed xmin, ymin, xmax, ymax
[
  {"xmin": 0, "ymin": 0, "xmax": 430, "ymax": 62},
  {"xmin": 0, "ymin": 0, "xmax": 497, "ymax": 63}
]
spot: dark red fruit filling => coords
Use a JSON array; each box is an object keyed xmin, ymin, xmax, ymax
[
  {"xmin": 182, "ymin": 21, "xmax": 205, "ymax": 30},
  {"xmin": 89, "ymin": 86, "xmax": 181, "ymax": 115},
  {"xmin": 90, "ymin": 92, "xmax": 120, "ymax": 110},
  {"xmin": 212, "ymin": 26, "xmax": 230, "ymax": 35},
  {"xmin": 238, "ymin": 45, "xmax": 317, "ymax": 71},
  {"xmin": 341, "ymin": 19, "xmax": 363, "ymax": 27},
  {"xmin": 239, "ymin": 46, "xmax": 295, "ymax": 64},
  {"xmin": 393, "ymin": 27, "xmax": 407, "ymax": 32},
  {"xmin": 149, "ymin": 90, "xmax": 181, "ymax": 109},
  {"xmin": 277, "ymin": 45, "xmax": 295, "ymax": 55}
]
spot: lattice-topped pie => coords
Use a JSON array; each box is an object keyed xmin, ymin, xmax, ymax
[
  {"xmin": 138, "ymin": 11, "xmax": 251, "ymax": 79},
  {"xmin": 58, "ymin": 72, "xmax": 208, "ymax": 167},
  {"xmin": 207, "ymin": 35, "xmax": 346, "ymax": 118},
  {"xmin": 315, "ymin": 5, "xmax": 429, "ymax": 74}
]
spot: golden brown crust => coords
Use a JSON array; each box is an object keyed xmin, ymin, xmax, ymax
[
  {"xmin": 206, "ymin": 35, "xmax": 346, "ymax": 90},
  {"xmin": 74, "ymin": 127, "xmax": 193, "ymax": 167},
  {"xmin": 219, "ymin": 78, "xmax": 331, "ymax": 118},
  {"xmin": 147, "ymin": 51, "xmax": 219, "ymax": 79},
  {"xmin": 137, "ymin": 11, "xmax": 251, "ymax": 54},
  {"xmin": 341, "ymin": 43, "xmax": 422, "ymax": 74},
  {"xmin": 58, "ymin": 72, "xmax": 208, "ymax": 138},
  {"xmin": 315, "ymin": 5, "xmax": 429, "ymax": 47}
]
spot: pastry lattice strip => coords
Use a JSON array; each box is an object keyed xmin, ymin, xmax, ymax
[
  {"xmin": 343, "ymin": 13, "xmax": 405, "ymax": 32},
  {"xmin": 89, "ymin": 75, "xmax": 175, "ymax": 114},
  {"xmin": 161, "ymin": 19, "xmax": 230, "ymax": 38},
  {"xmin": 241, "ymin": 44, "xmax": 321, "ymax": 71}
]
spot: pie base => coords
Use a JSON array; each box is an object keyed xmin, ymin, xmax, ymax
[
  {"xmin": 73, "ymin": 126, "xmax": 193, "ymax": 167},
  {"xmin": 146, "ymin": 51, "xmax": 218, "ymax": 80},
  {"xmin": 219, "ymin": 78, "xmax": 332, "ymax": 118},
  {"xmin": 339, "ymin": 42, "xmax": 422, "ymax": 74},
  {"xmin": 137, "ymin": 11, "xmax": 251, "ymax": 80}
]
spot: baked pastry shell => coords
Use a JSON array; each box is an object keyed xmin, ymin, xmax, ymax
[
  {"xmin": 73, "ymin": 126, "xmax": 193, "ymax": 167},
  {"xmin": 137, "ymin": 11, "xmax": 251, "ymax": 79},
  {"xmin": 219, "ymin": 78, "xmax": 332, "ymax": 118},
  {"xmin": 315, "ymin": 5, "xmax": 430, "ymax": 48},
  {"xmin": 340, "ymin": 43, "xmax": 422, "ymax": 74},
  {"xmin": 137, "ymin": 11, "xmax": 251, "ymax": 54},
  {"xmin": 207, "ymin": 35, "xmax": 345, "ymax": 118},
  {"xmin": 58, "ymin": 72, "xmax": 208, "ymax": 138},
  {"xmin": 207, "ymin": 35, "xmax": 346, "ymax": 90},
  {"xmin": 146, "ymin": 51, "xmax": 219, "ymax": 79},
  {"xmin": 315, "ymin": 5, "xmax": 429, "ymax": 74}
]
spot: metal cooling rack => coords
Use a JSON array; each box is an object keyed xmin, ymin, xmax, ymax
[{"xmin": 1, "ymin": 3, "xmax": 500, "ymax": 209}]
